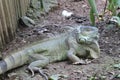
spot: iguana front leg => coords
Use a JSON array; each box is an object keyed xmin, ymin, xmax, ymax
[
  {"xmin": 66, "ymin": 32, "xmax": 87, "ymax": 65},
  {"xmin": 67, "ymin": 48, "xmax": 86, "ymax": 64}
]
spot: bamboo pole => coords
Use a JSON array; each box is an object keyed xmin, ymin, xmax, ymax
[
  {"xmin": 8, "ymin": 0, "xmax": 17, "ymax": 36},
  {"xmin": 0, "ymin": 0, "xmax": 10, "ymax": 43},
  {"xmin": 0, "ymin": 20, "xmax": 3, "ymax": 50},
  {"xmin": 0, "ymin": 0, "xmax": 30, "ymax": 48},
  {"xmin": 2, "ymin": 0, "xmax": 14, "ymax": 40}
]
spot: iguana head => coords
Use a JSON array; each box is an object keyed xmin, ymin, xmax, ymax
[{"xmin": 76, "ymin": 26, "xmax": 99, "ymax": 44}]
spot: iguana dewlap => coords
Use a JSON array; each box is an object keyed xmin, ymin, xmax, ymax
[{"xmin": 0, "ymin": 26, "xmax": 100, "ymax": 80}]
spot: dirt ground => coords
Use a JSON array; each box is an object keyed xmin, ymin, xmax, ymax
[{"xmin": 0, "ymin": 0, "xmax": 120, "ymax": 80}]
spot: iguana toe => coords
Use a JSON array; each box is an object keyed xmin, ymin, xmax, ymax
[
  {"xmin": 73, "ymin": 58, "xmax": 93, "ymax": 65},
  {"xmin": 38, "ymin": 68, "xmax": 48, "ymax": 80},
  {"xmin": 73, "ymin": 59, "xmax": 92, "ymax": 65},
  {"xmin": 28, "ymin": 66, "xmax": 35, "ymax": 77},
  {"xmin": 85, "ymin": 59, "xmax": 92, "ymax": 64},
  {"xmin": 73, "ymin": 60, "xmax": 86, "ymax": 65}
]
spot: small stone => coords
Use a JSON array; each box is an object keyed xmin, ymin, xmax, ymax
[
  {"xmin": 62, "ymin": 10, "xmax": 73, "ymax": 18},
  {"xmin": 22, "ymin": 39, "xmax": 26, "ymax": 43},
  {"xmin": 19, "ymin": 16, "xmax": 35, "ymax": 27}
]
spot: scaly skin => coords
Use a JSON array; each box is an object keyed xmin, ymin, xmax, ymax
[{"xmin": 0, "ymin": 26, "xmax": 100, "ymax": 80}]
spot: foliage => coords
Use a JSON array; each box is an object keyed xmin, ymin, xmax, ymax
[
  {"xmin": 116, "ymin": 74, "xmax": 120, "ymax": 78},
  {"xmin": 113, "ymin": 63, "xmax": 120, "ymax": 69},
  {"xmin": 107, "ymin": 0, "xmax": 120, "ymax": 26},
  {"xmin": 89, "ymin": 77, "xmax": 96, "ymax": 80},
  {"xmin": 107, "ymin": 0, "xmax": 120, "ymax": 16},
  {"xmin": 39, "ymin": 0, "xmax": 44, "ymax": 11},
  {"xmin": 87, "ymin": 0, "xmax": 120, "ymax": 26},
  {"xmin": 49, "ymin": 74, "xmax": 68, "ymax": 80},
  {"xmin": 87, "ymin": 0, "xmax": 98, "ymax": 26},
  {"xmin": 88, "ymin": 74, "xmax": 97, "ymax": 80}
]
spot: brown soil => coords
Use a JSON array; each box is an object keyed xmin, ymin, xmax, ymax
[{"xmin": 1, "ymin": 0, "xmax": 120, "ymax": 80}]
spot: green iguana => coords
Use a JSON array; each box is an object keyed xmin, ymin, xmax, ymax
[{"xmin": 0, "ymin": 26, "xmax": 100, "ymax": 80}]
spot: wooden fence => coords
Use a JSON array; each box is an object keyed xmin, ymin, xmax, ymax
[{"xmin": 0, "ymin": 0, "xmax": 30, "ymax": 50}]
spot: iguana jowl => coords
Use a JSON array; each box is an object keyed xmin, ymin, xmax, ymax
[{"xmin": 0, "ymin": 26, "xmax": 100, "ymax": 80}]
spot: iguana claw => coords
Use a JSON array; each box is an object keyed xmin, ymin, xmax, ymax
[
  {"xmin": 38, "ymin": 68, "xmax": 48, "ymax": 80},
  {"xmin": 73, "ymin": 61, "xmax": 86, "ymax": 65},
  {"xmin": 28, "ymin": 66, "xmax": 35, "ymax": 77},
  {"xmin": 28, "ymin": 66, "xmax": 48, "ymax": 80}
]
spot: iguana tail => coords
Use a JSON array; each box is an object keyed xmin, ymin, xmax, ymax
[
  {"xmin": 0, "ymin": 60, "xmax": 7, "ymax": 74},
  {"xmin": 0, "ymin": 50, "xmax": 29, "ymax": 74},
  {"xmin": 0, "ymin": 57, "xmax": 23, "ymax": 74}
]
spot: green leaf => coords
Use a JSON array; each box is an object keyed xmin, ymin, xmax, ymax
[
  {"xmin": 90, "ymin": 9, "xmax": 95, "ymax": 26},
  {"xmin": 113, "ymin": 63, "xmax": 120, "ymax": 69},
  {"xmin": 117, "ymin": 12, "xmax": 120, "ymax": 17},
  {"xmin": 49, "ymin": 74, "xmax": 60, "ymax": 80},
  {"xmin": 88, "ymin": 0, "xmax": 98, "ymax": 25},
  {"xmin": 107, "ymin": 0, "xmax": 120, "ymax": 15},
  {"xmin": 89, "ymin": 77, "xmax": 96, "ymax": 80},
  {"xmin": 116, "ymin": 74, "xmax": 120, "ymax": 78},
  {"xmin": 40, "ymin": 0, "xmax": 44, "ymax": 11},
  {"xmin": 116, "ymin": 0, "xmax": 120, "ymax": 7},
  {"xmin": 49, "ymin": 74, "xmax": 68, "ymax": 80},
  {"xmin": 88, "ymin": 0, "xmax": 98, "ymax": 16}
]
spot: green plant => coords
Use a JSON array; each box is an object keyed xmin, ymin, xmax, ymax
[
  {"xmin": 87, "ymin": 0, "xmax": 120, "ymax": 26},
  {"xmin": 88, "ymin": 73, "xmax": 97, "ymax": 80},
  {"xmin": 106, "ymin": 0, "xmax": 120, "ymax": 26},
  {"xmin": 107, "ymin": 0, "xmax": 120, "ymax": 16},
  {"xmin": 39, "ymin": 0, "xmax": 44, "ymax": 11},
  {"xmin": 88, "ymin": 0, "xmax": 98, "ymax": 26}
]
